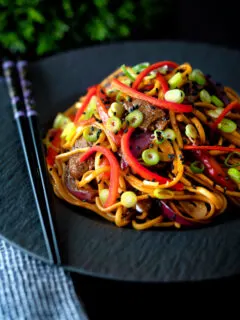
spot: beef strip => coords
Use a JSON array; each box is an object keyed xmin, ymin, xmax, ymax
[
  {"xmin": 124, "ymin": 99, "xmax": 168, "ymax": 131},
  {"xmin": 68, "ymin": 136, "xmax": 94, "ymax": 179},
  {"xmin": 65, "ymin": 167, "xmax": 97, "ymax": 202}
]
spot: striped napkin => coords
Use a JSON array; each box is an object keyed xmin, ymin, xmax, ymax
[{"xmin": 0, "ymin": 239, "xmax": 89, "ymax": 320}]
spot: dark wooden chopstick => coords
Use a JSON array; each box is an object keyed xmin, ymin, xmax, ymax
[{"xmin": 2, "ymin": 60, "xmax": 61, "ymax": 265}]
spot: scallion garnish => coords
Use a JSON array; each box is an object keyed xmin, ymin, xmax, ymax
[
  {"xmin": 224, "ymin": 152, "xmax": 240, "ymax": 167},
  {"xmin": 217, "ymin": 118, "xmax": 237, "ymax": 133},
  {"xmin": 190, "ymin": 161, "xmax": 205, "ymax": 174},
  {"xmin": 228, "ymin": 168, "xmax": 240, "ymax": 184}
]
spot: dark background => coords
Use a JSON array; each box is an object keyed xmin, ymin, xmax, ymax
[{"xmin": 1, "ymin": 0, "xmax": 239, "ymax": 319}]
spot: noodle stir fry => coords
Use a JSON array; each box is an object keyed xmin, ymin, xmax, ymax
[{"xmin": 44, "ymin": 60, "xmax": 240, "ymax": 230}]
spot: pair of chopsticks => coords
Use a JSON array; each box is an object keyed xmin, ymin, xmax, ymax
[{"xmin": 2, "ymin": 59, "xmax": 61, "ymax": 265}]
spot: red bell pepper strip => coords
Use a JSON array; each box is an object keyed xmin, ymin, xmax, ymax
[
  {"xmin": 133, "ymin": 61, "xmax": 178, "ymax": 89},
  {"xmin": 79, "ymin": 146, "xmax": 120, "ymax": 207},
  {"xmin": 156, "ymin": 72, "xmax": 169, "ymax": 94},
  {"xmin": 74, "ymin": 86, "xmax": 97, "ymax": 124},
  {"xmin": 111, "ymin": 79, "xmax": 192, "ymax": 113},
  {"xmin": 183, "ymin": 145, "xmax": 240, "ymax": 153},
  {"xmin": 211, "ymin": 101, "xmax": 240, "ymax": 129},
  {"xmin": 96, "ymin": 95, "xmax": 122, "ymax": 146},
  {"xmin": 46, "ymin": 128, "xmax": 62, "ymax": 166},
  {"xmin": 77, "ymin": 117, "xmax": 95, "ymax": 127},
  {"xmin": 188, "ymin": 149, "xmax": 236, "ymax": 190},
  {"xmin": 99, "ymin": 157, "xmax": 110, "ymax": 180},
  {"xmin": 121, "ymin": 127, "xmax": 184, "ymax": 191},
  {"xmin": 68, "ymin": 114, "xmax": 75, "ymax": 122}
]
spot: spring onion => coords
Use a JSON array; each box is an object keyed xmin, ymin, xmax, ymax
[
  {"xmin": 164, "ymin": 89, "xmax": 185, "ymax": 103},
  {"xmin": 162, "ymin": 128, "xmax": 176, "ymax": 141},
  {"xmin": 185, "ymin": 124, "xmax": 198, "ymax": 139},
  {"xmin": 108, "ymin": 102, "xmax": 125, "ymax": 118},
  {"xmin": 121, "ymin": 191, "xmax": 137, "ymax": 208},
  {"xmin": 125, "ymin": 110, "xmax": 144, "ymax": 128},
  {"xmin": 132, "ymin": 62, "xmax": 150, "ymax": 73},
  {"xmin": 83, "ymin": 126, "xmax": 101, "ymax": 142},
  {"xmin": 189, "ymin": 69, "xmax": 206, "ymax": 85},
  {"xmin": 121, "ymin": 78, "xmax": 132, "ymax": 87},
  {"xmin": 168, "ymin": 72, "xmax": 183, "ymax": 89},
  {"xmin": 142, "ymin": 148, "xmax": 160, "ymax": 166},
  {"xmin": 228, "ymin": 168, "xmax": 240, "ymax": 184},
  {"xmin": 200, "ymin": 89, "xmax": 211, "ymax": 103},
  {"xmin": 207, "ymin": 107, "xmax": 224, "ymax": 118},
  {"xmin": 116, "ymin": 92, "xmax": 124, "ymax": 102},
  {"xmin": 217, "ymin": 118, "xmax": 237, "ymax": 133},
  {"xmin": 99, "ymin": 189, "xmax": 109, "ymax": 205},
  {"xmin": 154, "ymin": 129, "xmax": 165, "ymax": 144},
  {"xmin": 53, "ymin": 113, "xmax": 71, "ymax": 129},
  {"xmin": 211, "ymin": 95, "xmax": 224, "ymax": 108},
  {"xmin": 106, "ymin": 116, "xmax": 122, "ymax": 133},
  {"xmin": 84, "ymin": 96, "xmax": 97, "ymax": 119},
  {"xmin": 153, "ymin": 189, "xmax": 174, "ymax": 199},
  {"xmin": 121, "ymin": 64, "xmax": 136, "ymax": 81},
  {"xmin": 224, "ymin": 152, "xmax": 240, "ymax": 168},
  {"xmin": 190, "ymin": 161, "xmax": 205, "ymax": 173}
]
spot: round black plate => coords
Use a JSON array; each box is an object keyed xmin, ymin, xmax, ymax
[{"xmin": 1, "ymin": 41, "xmax": 240, "ymax": 282}]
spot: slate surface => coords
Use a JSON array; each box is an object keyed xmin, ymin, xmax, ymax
[{"xmin": 1, "ymin": 40, "xmax": 240, "ymax": 282}]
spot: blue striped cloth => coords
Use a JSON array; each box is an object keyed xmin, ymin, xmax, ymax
[{"xmin": 0, "ymin": 239, "xmax": 89, "ymax": 320}]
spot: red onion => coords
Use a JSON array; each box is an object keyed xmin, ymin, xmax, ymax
[
  {"xmin": 206, "ymin": 76, "xmax": 229, "ymax": 105},
  {"xmin": 130, "ymin": 131, "xmax": 152, "ymax": 158},
  {"xmin": 120, "ymin": 157, "xmax": 128, "ymax": 170},
  {"xmin": 66, "ymin": 175, "xmax": 97, "ymax": 202},
  {"xmin": 160, "ymin": 201, "xmax": 200, "ymax": 227}
]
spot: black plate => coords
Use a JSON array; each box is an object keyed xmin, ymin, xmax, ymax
[{"xmin": 1, "ymin": 40, "xmax": 240, "ymax": 282}]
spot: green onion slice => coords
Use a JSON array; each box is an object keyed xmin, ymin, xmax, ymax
[
  {"xmin": 121, "ymin": 64, "xmax": 136, "ymax": 81},
  {"xmin": 228, "ymin": 168, "xmax": 240, "ymax": 184},
  {"xmin": 108, "ymin": 102, "xmax": 125, "ymax": 118},
  {"xmin": 132, "ymin": 62, "xmax": 150, "ymax": 73},
  {"xmin": 121, "ymin": 191, "xmax": 137, "ymax": 208},
  {"xmin": 224, "ymin": 152, "xmax": 240, "ymax": 168},
  {"xmin": 125, "ymin": 110, "xmax": 143, "ymax": 128},
  {"xmin": 142, "ymin": 148, "xmax": 160, "ymax": 166},
  {"xmin": 84, "ymin": 96, "xmax": 97, "ymax": 119},
  {"xmin": 207, "ymin": 107, "xmax": 224, "ymax": 118},
  {"xmin": 200, "ymin": 89, "xmax": 211, "ymax": 103},
  {"xmin": 211, "ymin": 95, "xmax": 224, "ymax": 108},
  {"xmin": 83, "ymin": 126, "xmax": 101, "ymax": 142},
  {"xmin": 164, "ymin": 89, "xmax": 185, "ymax": 103},
  {"xmin": 168, "ymin": 72, "xmax": 183, "ymax": 89},
  {"xmin": 99, "ymin": 189, "xmax": 109, "ymax": 205},
  {"xmin": 53, "ymin": 113, "xmax": 71, "ymax": 129},
  {"xmin": 217, "ymin": 118, "xmax": 237, "ymax": 133},
  {"xmin": 185, "ymin": 124, "xmax": 198, "ymax": 139},
  {"xmin": 189, "ymin": 69, "xmax": 206, "ymax": 85},
  {"xmin": 162, "ymin": 128, "xmax": 176, "ymax": 141},
  {"xmin": 190, "ymin": 161, "xmax": 205, "ymax": 174},
  {"xmin": 106, "ymin": 116, "xmax": 122, "ymax": 133},
  {"xmin": 154, "ymin": 129, "xmax": 165, "ymax": 144}
]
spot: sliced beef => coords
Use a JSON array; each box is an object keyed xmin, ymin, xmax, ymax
[
  {"xmin": 124, "ymin": 99, "xmax": 168, "ymax": 131},
  {"xmin": 72, "ymin": 136, "xmax": 91, "ymax": 150},
  {"xmin": 68, "ymin": 154, "xmax": 94, "ymax": 179},
  {"xmin": 69, "ymin": 136, "xmax": 94, "ymax": 179},
  {"xmin": 65, "ymin": 167, "xmax": 97, "ymax": 202}
]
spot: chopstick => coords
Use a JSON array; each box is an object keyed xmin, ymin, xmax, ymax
[{"xmin": 2, "ymin": 60, "xmax": 61, "ymax": 265}]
